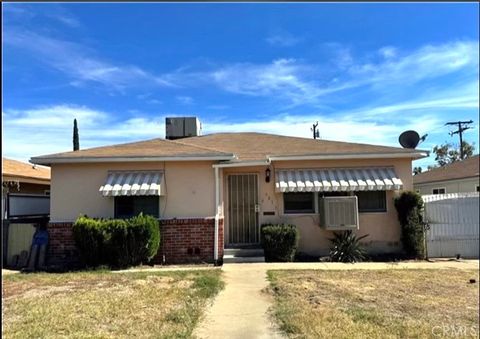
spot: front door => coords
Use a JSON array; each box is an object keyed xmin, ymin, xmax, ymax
[{"xmin": 227, "ymin": 174, "xmax": 259, "ymax": 245}]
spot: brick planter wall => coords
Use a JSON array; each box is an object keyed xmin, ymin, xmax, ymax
[{"xmin": 47, "ymin": 217, "xmax": 224, "ymax": 267}]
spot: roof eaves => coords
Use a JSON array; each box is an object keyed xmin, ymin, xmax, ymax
[
  {"xmin": 413, "ymin": 175, "xmax": 480, "ymax": 185},
  {"xmin": 30, "ymin": 154, "xmax": 236, "ymax": 165},
  {"xmin": 268, "ymin": 150, "xmax": 429, "ymax": 161}
]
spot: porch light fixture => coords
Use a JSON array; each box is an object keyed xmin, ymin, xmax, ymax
[{"xmin": 265, "ymin": 167, "xmax": 271, "ymax": 183}]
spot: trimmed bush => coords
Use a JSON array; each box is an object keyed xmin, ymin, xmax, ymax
[
  {"xmin": 394, "ymin": 191, "xmax": 425, "ymax": 259},
  {"xmin": 72, "ymin": 216, "xmax": 107, "ymax": 267},
  {"xmin": 73, "ymin": 213, "xmax": 160, "ymax": 269},
  {"xmin": 261, "ymin": 224, "xmax": 299, "ymax": 262},
  {"xmin": 329, "ymin": 231, "xmax": 369, "ymax": 263}
]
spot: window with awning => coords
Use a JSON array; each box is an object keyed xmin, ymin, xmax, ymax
[
  {"xmin": 275, "ymin": 167, "xmax": 403, "ymax": 192},
  {"xmin": 99, "ymin": 171, "xmax": 164, "ymax": 196}
]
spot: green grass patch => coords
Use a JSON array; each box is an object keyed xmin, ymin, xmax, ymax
[
  {"xmin": 267, "ymin": 269, "xmax": 480, "ymax": 339},
  {"xmin": 2, "ymin": 269, "xmax": 223, "ymax": 338}
]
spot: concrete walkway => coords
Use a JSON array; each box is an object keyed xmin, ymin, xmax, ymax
[{"xmin": 193, "ymin": 264, "xmax": 283, "ymax": 339}]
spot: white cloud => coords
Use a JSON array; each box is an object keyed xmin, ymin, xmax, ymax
[
  {"xmin": 4, "ymin": 3, "xmax": 81, "ymax": 28},
  {"xmin": 4, "ymin": 30, "xmax": 173, "ymax": 92},
  {"xmin": 378, "ymin": 46, "xmax": 397, "ymax": 59},
  {"xmin": 210, "ymin": 59, "xmax": 321, "ymax": 104},
  {"xmin": 2, "ymin": 105, "xmax": 167, "ymax": 161},
  {"xmin": 350, "ymin": 41, "xmax": 479, "ymax": 86},
  {"xmin": 266, "ymin": 31, "xmax": 303, "ymax": 47}
]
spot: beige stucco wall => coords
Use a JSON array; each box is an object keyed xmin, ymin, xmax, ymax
[
  {"xmin": 50, "ymin": 161, "xmax": 216, "ymax": 222},
  {"xmin": 50, "ymin": 157, "xmax": 414, "ymax": 256},
  {"xmin": 414, "ymin": 177, "xmax": 480, "ymax": 195},
  {"xmin": 222, "ymin": 158, "xmax": 413, "ymax": 256}
]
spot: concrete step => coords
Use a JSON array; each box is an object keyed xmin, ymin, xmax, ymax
[
  {"xmin": 223, "ymin": 255, "xmax": 265, "ymax": 263},
  {"xmin": 224, "ymin": 248, "xmax": 265, "ymax": 258}
]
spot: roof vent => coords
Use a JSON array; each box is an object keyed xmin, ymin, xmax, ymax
[{"xmin": 165, "ymin": 117, "xmax": 202, "ymax": 140}]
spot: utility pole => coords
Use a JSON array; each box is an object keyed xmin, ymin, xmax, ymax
[
  {"xmin": 311, "ymin": 121, "xmax": 319, "ymax": 140},
  {"xmin": 445, "ymin": 120, "xmax": 473, "ymax": 159}
]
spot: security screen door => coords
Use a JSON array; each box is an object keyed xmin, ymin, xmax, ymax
[{"xmin": 227, "ymin": 174, "xmax": 259, "ymax": 245}]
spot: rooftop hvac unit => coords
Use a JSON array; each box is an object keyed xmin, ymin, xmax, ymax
[
  {"xmin": 165, "ymin": 117, "xmax": 201, "ymax": 140},
  {"xmin": 320, "ymin": 196, "xmax": 359, "ymax": 230}
]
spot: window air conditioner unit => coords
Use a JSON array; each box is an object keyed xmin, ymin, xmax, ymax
[{"xmin": 320, "ymin": 196, "xmax": 359, "ymax": 230}]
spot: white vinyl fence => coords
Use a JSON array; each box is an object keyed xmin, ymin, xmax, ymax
[{"xmin": 423, "ymin": 192, "xmax": 479, "ymax": 259}]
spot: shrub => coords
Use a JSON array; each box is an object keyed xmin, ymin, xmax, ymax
[
  {"xmin": 72, "ymin": 216, "xmax": 107, "ymax": 267},
  {"xmin": 261, "ymin": 224, "xmax": 299, "ymax": 262},
  {"xmin": 329, "ymin": 231, "xmax": 369, "ymax": 263},
  {"xmin": 394, "ymin": 191, "xmax": 425, "ymax": 259},
  {"xmin": 73, "ymin": 213, "xmax": 160, "ymax": 269}
]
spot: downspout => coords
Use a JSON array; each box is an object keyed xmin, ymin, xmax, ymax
[{"xmin": 214, "ymin": 166, "xmax": 220, "ymax": 265}]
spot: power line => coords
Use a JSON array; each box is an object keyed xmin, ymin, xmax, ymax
[{"xmin": 445, "ymin": 120, "xmax": 473, "ymax": 160}]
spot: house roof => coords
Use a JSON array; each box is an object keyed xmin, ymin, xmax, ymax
[
  {"xmin": 179, "ymin": 133, "xmax": 423, "ymax": 161},
  {"xmin": 2, "ymin": 158, "xmax": 51, "ymax": 182},
  {"xmin": 413, "ymin": 155, "xmax": 480, "ymax": 185},
  {"xmin": 31, "ymin": 132, "xmax": 427, "ymax": 165}
]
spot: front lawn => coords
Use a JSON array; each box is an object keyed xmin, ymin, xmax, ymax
[
  {"xmin": 2, "ymin": 269, "xmax": 223, "ymax": 338},
  {"xmin": 268, "ymin": 269, "xmax": 479, "ymax": 338}
]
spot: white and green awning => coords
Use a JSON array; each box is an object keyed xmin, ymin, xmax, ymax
[
  {"xmin": 99, "ymin": 171, "xmax": 164, "ymax": 196},
  {"xmin": 275, "ymin": 167, "xmax": 403, "ymax": 192}
]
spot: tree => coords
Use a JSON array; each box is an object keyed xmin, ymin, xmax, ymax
[
  {"xmin": 432, "ymin": 141, "xmax": 474, "ymax": 167},
  {"xmin": 73, "ymin": 119, "xmax": 80, "ymax": 151},
  {"xmin": 413, "ymin": 167, "xmax": 422, "ymax": 175}
]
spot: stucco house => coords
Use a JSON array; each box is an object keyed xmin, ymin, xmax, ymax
[
  {"xmin": 414, "ymin": 155, "xmax": 480, "ymax": 195},
  {"xmin": 30, "ymin": 126, "xmax": 427, "ymax": 265}
]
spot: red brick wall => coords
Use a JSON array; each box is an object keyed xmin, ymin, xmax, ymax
[
  {"xmin": 47, "ymin": 217, "xmax": 224, "ymax": 267},
  {"xmin": 153, "ymin": 218, "xmax": 224, "ymax": 265},
  {"xmin": 47, "ymin": 222, "xmax": 78, "ymax": 266}
]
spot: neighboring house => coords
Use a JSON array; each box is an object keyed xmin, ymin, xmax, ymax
[
  {"xmin": 2, "ymin": 157, "xmax": 51, "ymax": 194},
  {"xmin": 31, "ymin": 121, "xmax": 427, "ymax": 265},
  {"xmin": 2, "ymin": 158, "xmax": 51, "ymax": 219},
  {"xmin": 2, "ymin": 158, "xmax": 51, "ymax": 267},
  {"xmin": 413, "ymin": 155, "xmax": 480, "ymax": 195}
]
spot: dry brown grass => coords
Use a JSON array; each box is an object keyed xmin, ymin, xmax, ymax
[
  {"xmin": 268, "ymin": 269, "xmax": 479, "ymax": 338},
  {"xmin": 2, "ymin": 269, "xmax": 223, "ymax": 339}
]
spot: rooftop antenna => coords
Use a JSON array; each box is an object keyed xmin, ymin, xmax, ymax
[{"xmin": 311, "ymin": 121, "xmax": 319, "ymax": 140}]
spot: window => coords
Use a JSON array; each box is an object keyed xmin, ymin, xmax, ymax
[
  {"xmin": 283, "ymin": 192, "xmax": 314, "ymax": 214},
  {"xmin": 44, "ymin": 190, "xmax": 50, "ymax": 196},
  {"xmin": 432, "ymin": 188, "xmax": 446, "ymax": 195},
  {"xmin": 476, "ymin": 185, "xmax": 479, "ymax": 192},
  {"xmin": 114, "ymin": 196, "xmax": 159, "ymax": 219},
  {"xmin": 355, "ymin": 191, "xmax": 387, "ymax": 213}
]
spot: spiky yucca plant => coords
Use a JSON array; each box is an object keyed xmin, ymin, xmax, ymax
[{"xmin": 329, "ymin": 231, "xmax": 369, "ymax": 263}]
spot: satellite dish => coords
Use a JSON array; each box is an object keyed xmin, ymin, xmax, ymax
[{"xmin": 399, "ymin": 130, "xmax": 421, "ymax": 149}]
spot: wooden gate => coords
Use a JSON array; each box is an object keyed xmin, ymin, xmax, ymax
[{"xmin": 227, "ymin": 174, "xmax": 259, "ymax": 245}]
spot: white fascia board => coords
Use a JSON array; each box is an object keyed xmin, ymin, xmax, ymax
[
  {"xmin": 31, "ymin": 155, "xmax": 235, "ymax": 165},
  {"xmin": 268, "ymin": 151, "xmax": 429, "ymax": 161},
  {"xmin": 212, "ymin": 160, "xmax": 271, "ymax": 168}
]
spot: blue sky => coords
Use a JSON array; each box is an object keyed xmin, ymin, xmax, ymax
[{"xmin": 3, "ymin": 3, "xmax": 479, "ymax": 169}]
